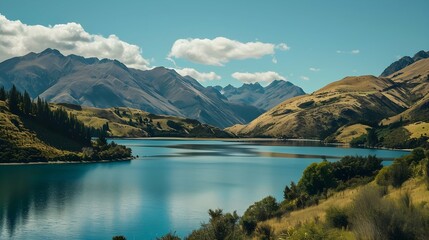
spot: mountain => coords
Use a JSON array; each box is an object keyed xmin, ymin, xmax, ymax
[
  {"xmin": 54, "ymin": 103, "xmax": 234, "ymax": 138},
  {"xmin": 228, "ymin": 51, "xmax": 429, "ymax": 140},
  {"xmin": 216, "ymin": 80, "xmax": 305, "ymax": 110},
  {"xmin": 0, "ymin": 49, "xmax": 262, "ymax": 128},
  {"xmin": 380, "ymin": 50, "xmax": 429, "ymax": 77}
]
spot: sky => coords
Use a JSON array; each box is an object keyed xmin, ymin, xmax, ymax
[{"xmin": 1, "ymin": 0, "xmax": 428, "ymax": 93}]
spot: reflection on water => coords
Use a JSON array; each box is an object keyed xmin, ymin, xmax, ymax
[{"xmin": 0, "ymin": 139, "xmax": 408, "ymax": 239}]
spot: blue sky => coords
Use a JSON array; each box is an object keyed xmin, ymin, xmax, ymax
[{"xmin": 1, "ymin": 0, "xmax": 428, "ymax": 92}]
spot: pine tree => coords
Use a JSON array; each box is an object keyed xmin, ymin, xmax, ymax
[
  {"xmin": 23, "ymin": 91, "xmax": 32, "ymax": 115},
  {"xmin": 0, "ymin": 86, "xmax": 6, "ymax": 101},
  {"xmin": 7, "ymin": 85, "xmax": 19, "ymax": 113}
]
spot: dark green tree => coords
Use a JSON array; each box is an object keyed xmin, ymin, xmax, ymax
[
  {"xmin": 0, "ymin": 86, "xmax": 6, "ymax": 100},
  {"xmin": 22, "ymin": 90, "xmax": 32, "ymax": 115},
  {"xmin": 366, "ymin": 128, "xmax": 378, "ymax": 148},
  {"xmin": 298, "ymin": 161, "xmax": 335, "ymax": 195},
  {"xmin": 7, "ymin": 85, "xmax": 19, "ymax": 113}
]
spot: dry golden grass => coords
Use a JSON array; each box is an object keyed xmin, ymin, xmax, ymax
[
  {"xmin": 404, "ymin": 121, "xmax": 429, "ymax": 139},
  {"xmin": 386, "ymin": 177, "xmax": 429, "ymax": 205},
  {"xmin": 260, "ymin": 177, "xmax": 429, "ymax": 238},
  {"xmin": 262, "ymin": 187, "xmax": 361, "ymax": 233},
  {"xmin": 334, "ymin": 124, "xmax": 370, "ymax": 143},
  {"xmin": 227, "ymin": 75, "xmax": 410, "ymax": 138}
]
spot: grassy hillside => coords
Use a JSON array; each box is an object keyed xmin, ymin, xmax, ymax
[
  {"xmin": 227, "ymin": 54, "xmax": 429, "ymax": 146},
  {"xmin": 0, "ymin": 100, "xmax": 79, "ymax": 162},
  {"xmin": 0, "ymin": 96, "xmax": 132, "ymax": 163},
  {"xmin": 227, "ymin": 75, "xmax": 408, "ymax": 139},
  {"xmin": 53, "ymin": 103, "xmax": 234, "ymax": 138},
  {"xmin": 262, "ymin": 178, "xmax": 429, "ymax": 237}
]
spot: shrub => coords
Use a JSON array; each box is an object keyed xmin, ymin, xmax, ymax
[
  {"xmin": 112, "ymin": 236, "xmax": 126, "ymax": 240},
  {"xmin": 281, "ymin": 222, "xmax": 343, "ymax": 240},
  {"xmin": 298, "ymin": 161, "xmax": 336, "ymax": 195},
  {"xmin": 242, "ymin": 196, "xmax": 279, "ymax": 223},
  {"xmin": 186, "ymin": 209, "xmax": 245, "ymax": 240},
  {"xmin": 349, "ymin": 186, "xmax": 429, "ymax": 240},
  {"xmin": 325, "ymin": 206, "xmax": 349, "ymax": 229},
  {"xmin": 255, "ymin": 224, "xmax": 275, "ymax": 240},
  {"xmin": 375, "ymin": 167, "xmax": 390, "ymax": 186},
  {"xmin": 389, "ymin": 159, "xmax": 410, "ymax": 187},
  {"xmin": 157, "ymin": 232, "xmax": 181, "ymax": 240}
]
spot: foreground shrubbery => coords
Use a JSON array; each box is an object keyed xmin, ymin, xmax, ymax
[
  {"xmin": 133, "ymin": 150, "xmax": 429, "ymax": 240},
  {"xmin": 283, "ymin": 155, "xmax": 382, "ymax": 210},
  {"xmin": 376, "ymin": 147, "xmax": 429, "ymax": 188}
]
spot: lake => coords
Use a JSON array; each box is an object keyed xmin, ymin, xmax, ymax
[{"xmin": 0, "ymin": 139, "xmax": 408, "ymax": 239}]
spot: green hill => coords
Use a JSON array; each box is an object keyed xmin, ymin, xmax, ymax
[
  {"xmin": 0, "ymin": 87, "xmax": 132, "ymax": 163},
  {"xmin": 53, "ymin": 103, "xmax": 234, "ymax": 138}
]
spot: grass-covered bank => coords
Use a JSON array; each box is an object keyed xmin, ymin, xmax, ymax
[{"xmin": 0, "ymin": 85, "xmax": 132, "ymax": 163}]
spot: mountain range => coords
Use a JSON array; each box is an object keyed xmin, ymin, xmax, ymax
[
  {"xmin": 215, "ymin": 81, "xmax": 305, "ymax": 110},
  {"xmin": 0, "ymin": 49, "xmax": 304, "ymax": 128},
  {"xmin": 228, "ymin": 50, "xmax": 429, "ymax": 142}
]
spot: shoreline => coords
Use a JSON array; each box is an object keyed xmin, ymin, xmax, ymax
[
  {"xmin": 0, "ymin": 156, "xmax": 135, "ymax": 166},
  {"xmin": 110, "ymin": 137, "xmax": 412, "ymax": 151}
]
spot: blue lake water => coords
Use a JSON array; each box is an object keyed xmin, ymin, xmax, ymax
[{"xmin": 0, "ymin": 139, "xmax": 409, "ymax": 239}]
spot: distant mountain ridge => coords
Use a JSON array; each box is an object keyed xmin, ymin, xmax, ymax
[
  {"xmin": 380, "ymin": 50, "xmax": 429, "ymax": 77},
  {"xmin": 1, "ymin": 49, "xmax": 303, "ymax": 128},
  {"xmin": 216, "ymin": 80, "xmax": 305, "ymax": 110},
  {"xmin": 228, "ymin": 50, "xmax": 429, "ymax": 141}
]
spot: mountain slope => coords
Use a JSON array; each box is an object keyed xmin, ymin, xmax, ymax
[
  {"xmin": 218, "ymin": 80, "xmax": 305, "ymax": 110},
  {"xmin": 0, "ymin": 49, "xmax": 263, "ymax": 128},
  {"xmin": 380, "ymin": 50, "xmax": 429, "ymax": 77},
  {"xmin": 227, "ymin": 75, "xmax": 410, "ymax": 139},
  {"xmin": 53, "ymin": 103, "xmax": 234, "ymax": 138},
  {"xmin": 228, "ymin": 51, "xmax": 429, "ymax": 140}
]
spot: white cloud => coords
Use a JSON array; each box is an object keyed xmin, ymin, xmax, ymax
[
  {"xmin": 174, "ymin": 67, "xmax": 221, "ymax": 82},
  {"xmin": 276, "ymin": 43, "xmax": 290, "ymax": 51},
  {"xmin": 336, "ymin": 49, "xmax": 360, "ymax": 55},
  {"xmin": 300, "ymin": 76, "xmax": 310, "ymax": 81},
  {"xmin": 0, "ymin": 14, "xmax": 150, "ymax": 69},
  {"xmin": 231, "ymin": 71, "xmax": 285, "ymax": 85},
  {"xmin": 309, "ymin": 67, "xmax": 320, "ymax": 72},
  {"xmin": 272, "ymin": 57, "xmax": 278, "ymax": 64},
  {"xmin": 168, "ymin": 37, "xmax": 288, "ymax": 66}
]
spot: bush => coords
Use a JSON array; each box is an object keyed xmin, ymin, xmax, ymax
[
  {"xmin": 186, "ymin": 209, "xmax": 245, "ymax": 240},
  {"xmin": 255, "ymin": 224, "xmax": 275, "ymax": 240},
  {"xmin": 389, "ymin": 159, "xmax": 411, "ymax": 187},
  {"xmin": 349, "ymin": 186, "xmax": 429, "ymax": 240},
  {"xmin": 375, "ymin": 167, "xmax": 390, "ymax": 186},
  {"xmin": 112, "ymin": 236, "xmax": 126, "ymax": 240},
  {"xmin": 242, "ymin": 196, "xmax": 280, "ymax": 222},
  {"xmin": 157, "ymin": 232, "xmax": 181, "ymax": 240},
  {"xmin": 298, "ymin": 161, "xmax": 336, "ymax": 195},
  {"xmin": 281, "ymin": 222, "xmax": 343, "ymax": 240},
  {"xmin": 325, "ymin": 206, "xmax": 349, "ymax": 229}
]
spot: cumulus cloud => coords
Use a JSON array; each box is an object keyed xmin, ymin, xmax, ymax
[
  {"xmin": 276, "ymin": 43, "xmax": 290, "ymax": 51},
  {"xmin": 336, "ymin": 49, "xmax": 360, "ymax": 55},
  {"xmin": 300, "ymin": 76, "xmax": 310, "ymax": 81},
  {"xmin": 174, "ymin": 67, "xmax": 221, "ymax": 82},
  {"xmin": 309, "ymin": 67, "xmax": 320, "ymax": 72},
  {"xmin": 168, "ymin": 37, "xmax": 289, "ymax": 66},
  {"xmin": 0, "ymin": 14, "xmax": 150, "ymax": 69},
  {"xmin": 231, "ymin": 71, "xmax": 285, "ymax": 85}
]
